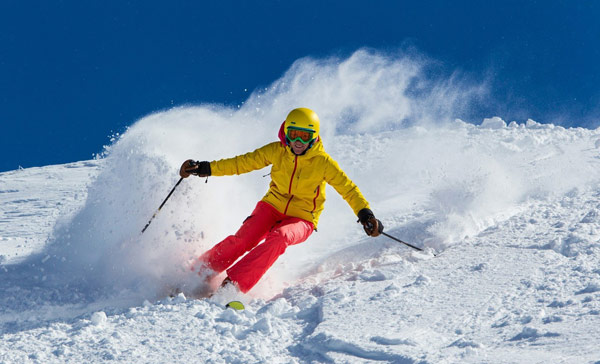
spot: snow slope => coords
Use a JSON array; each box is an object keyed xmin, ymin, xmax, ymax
[{"xmin": 2, "ymin": 50, "xmax": 600, "ymax": 363}]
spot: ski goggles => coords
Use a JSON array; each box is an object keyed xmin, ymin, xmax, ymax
[{"xmin": 287, "ymin": 128, "xmax": 315, "ymax": 144}]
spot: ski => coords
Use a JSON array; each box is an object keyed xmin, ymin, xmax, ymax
[{"xmin": 225, "ymin": 301, "xmax": 245, "ymax": 310}]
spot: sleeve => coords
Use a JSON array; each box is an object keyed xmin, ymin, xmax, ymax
[
  {"xmin": 324, "ymin": 157, "xmax": 370, "ymax": 215},
  {"xmin": 209, "ymin": 142, "xmax": 278, "ymax": 176}
]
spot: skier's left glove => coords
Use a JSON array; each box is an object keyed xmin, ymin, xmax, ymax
[{"xmin": 357, "ymin": 208, "xmax": 384, "ymax": 237}]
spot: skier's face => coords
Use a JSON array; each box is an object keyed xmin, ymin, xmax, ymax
[{"xmin": 290, "ymin": 139, "xmax": 310, "ymax": 155}]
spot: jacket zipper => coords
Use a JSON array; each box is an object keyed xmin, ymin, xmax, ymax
[
  {"xmin": 284, "ymin": 156, "xmax": 298, "ymax": 215},
  {"xmin": 288, "ymin": 156, "xmax": 298, "ymax": 194},
  {"xmin": 311, "ymin": 185, "xmax": 320, "ymax": 213},
  {"xmin": 284, "ymin": 195, "xmax": 294, "ymax": 215}
]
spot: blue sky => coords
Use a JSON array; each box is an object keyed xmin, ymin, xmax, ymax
[{"xmin": 1, "ymin": 1, "xmax": 599, "ymax": 172}]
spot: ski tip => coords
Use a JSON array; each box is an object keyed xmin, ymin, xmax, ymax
[{"xmin": 225, "ymin": 301, "xmax": 245, "ymax": 311}]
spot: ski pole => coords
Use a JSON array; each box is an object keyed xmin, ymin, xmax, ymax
[
  {"xmin": 141, "ymin": 177, "xmax": 184, "ymax": 234},
  {"xmin": 366, "ymin": 220, "xmax": 425, "ymax": 253},
  {"xmin": 380, "ymin": 231, "xmax": 425, "ymax": 252}
]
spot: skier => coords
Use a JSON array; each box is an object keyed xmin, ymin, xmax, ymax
[{"xmin": 179, "ymin": 107, "xmax": 383, "ymax": 295}]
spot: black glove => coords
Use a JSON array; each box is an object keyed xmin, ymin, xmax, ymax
[
  {"xmin": 357, "ymin": 208, "xmax": 384, "ymax": 237},
  {"xmin": 179, "ymin": 160, "xmax": 211, "ymax": 178}
]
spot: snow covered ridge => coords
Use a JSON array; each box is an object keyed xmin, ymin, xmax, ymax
[
  {"xmin": 2, "ymin": 113, "xmax": 600, "ymax": 362},
  {"xmin": 0, "ymin": 160, "xmax": 101, "ymax": 264}
]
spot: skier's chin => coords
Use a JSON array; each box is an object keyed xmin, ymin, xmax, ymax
[{"xmin": 291, "ymin": 144, "xmax": 307, "ymax": 154}]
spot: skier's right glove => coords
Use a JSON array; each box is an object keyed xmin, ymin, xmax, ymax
[
  {"xmin": 179, "ymin": 159, "xmax": 211, "ymax": 178},
  {"xmin": 357, "ymin": 208, "xmax": 384, "ymax": 237}
]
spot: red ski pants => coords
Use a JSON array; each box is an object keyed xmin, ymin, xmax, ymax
[{"xmin": 199, "ymin": 201, "xmax": 314, "ymax": 293}]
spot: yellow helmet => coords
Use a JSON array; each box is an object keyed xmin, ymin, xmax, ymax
[{"xmin": 284, "ymin": 108, "xmax": 320, "ymax": 141}]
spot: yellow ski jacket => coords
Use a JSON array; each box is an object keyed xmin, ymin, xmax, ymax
[{"xmin": 209, "ymin": 139, "xmax": 370, "ymax": 228}]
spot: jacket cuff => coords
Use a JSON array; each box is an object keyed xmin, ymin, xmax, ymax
[
  {"xmin": 197, "ymin": 161, "xmax": 211, "ymax": 176},
  {"xmin": 357, "ymin": 208, "xmax": 374, "ymax": 224}
]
